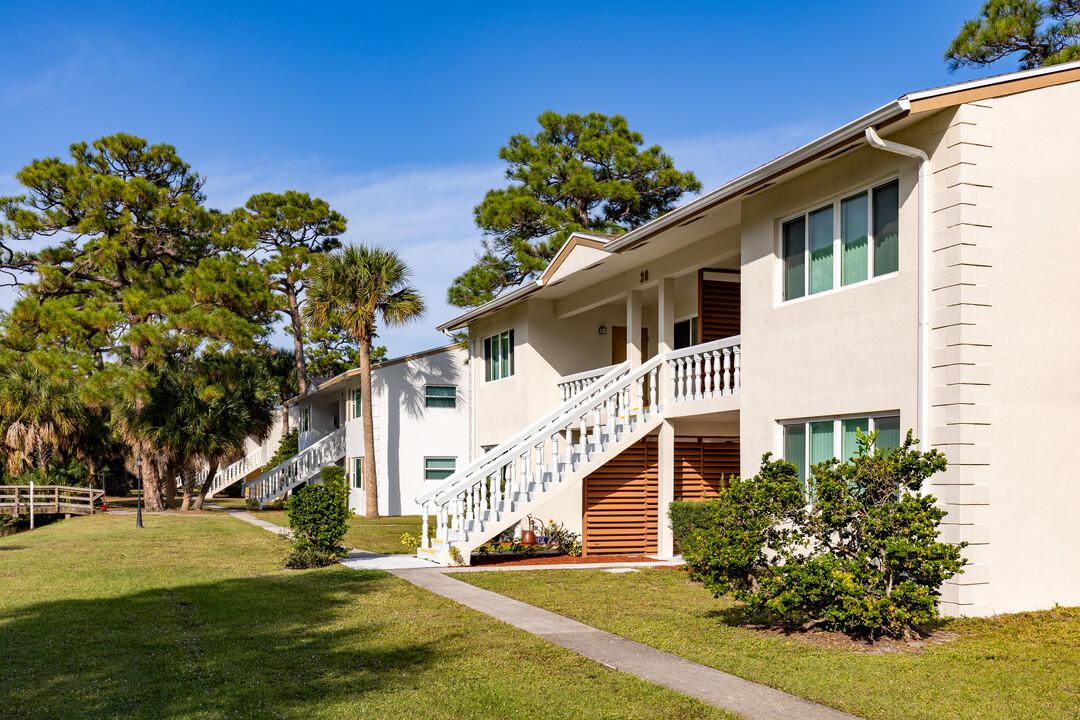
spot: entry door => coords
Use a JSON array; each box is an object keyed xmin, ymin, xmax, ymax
[{"xmin": 611, "ymin": 326, "xmax": 650, "ymax": 364}]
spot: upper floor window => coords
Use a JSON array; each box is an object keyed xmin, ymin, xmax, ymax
[
  {"xmin": 782, "ymin": 179, "xmax": 899, "ymax": 301},
  {"xmin": 425, "ymin": 385, "xmax": 457, "ymax": 408},
  {"xmin": 673, "ymin": 317, "xmax": 699, "ymax": 350},
  {"xmin": 483, "ymin": 329, "xmax": 514, "ymax": 382},
  {"xmin": 348, "ymin": 388, "xmax": 362, "ymax": 420},
  {"xmin": 300, "ymin": 407, "xmax": 310, "ymax": 432}
]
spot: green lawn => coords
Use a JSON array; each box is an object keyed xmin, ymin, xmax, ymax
[
  {"xmin": 243, "ymin": 508, "xmax": 421, "ymax": 554},
  {"xmin": 0, "ymin": 513, "xmax": 733, "ymax": 720},
  {"xmin": 460, "ymin": 568, "xmax": 1080, "ymax": 720}
]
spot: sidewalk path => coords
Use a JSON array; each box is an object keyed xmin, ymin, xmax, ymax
[{"xmin": 391, "ymin": 568, "xmax": 862, "ymax": 720}]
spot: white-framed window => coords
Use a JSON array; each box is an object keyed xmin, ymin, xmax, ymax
[
  {"xmin": 782, "ymin": 178, "xmax": 900, "ymax": 301},
  {"xmin": 347, "ymin": 388, "xmax": 362, "ymax": 420},
  {"xmin": 483, "ymin": 329, "xmax": 514, "ymax": 382},
  {"xmin": 782, "ymin": 414, "xmax": 901, "ymax": 496},
  {"xmin": 673, "ymin": 316, "xmax": 699, "ymax": 350},
  {"xmin": 425, "ymin": 385, "xmax": 457, "ymax": 408},
  {"xmin": 351, "ymin": 457, "xmax": 364, "ymax": 489},
  {"xmin": 300, "ymin": 407, "xmax": 311, "ymax": 432},
  {"xmin": 424, "ymin": 457, "xmax": 456, "ymax": 481}
]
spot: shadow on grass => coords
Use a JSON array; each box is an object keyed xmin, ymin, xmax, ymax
[{"xmin": 1, "ymin": 569, "xmax": 441, "ymax": 720}]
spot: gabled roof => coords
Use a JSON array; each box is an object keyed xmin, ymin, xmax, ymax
[{"xmin": 438, "ymin": 59, "xmax": 1080, "ymax": 332}]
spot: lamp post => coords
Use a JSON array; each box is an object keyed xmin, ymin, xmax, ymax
[{"xmin": 135, "ymin": 456, "xmax": 144, "ymax": 529}]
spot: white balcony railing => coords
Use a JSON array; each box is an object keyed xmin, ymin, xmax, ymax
[
  {"xmin": 557, "ymin": 363, "xmax": 619, "ymax": 401},
  {"xmin": 666, "ymin": 335, "xmax": 741, "ymax": 403}
]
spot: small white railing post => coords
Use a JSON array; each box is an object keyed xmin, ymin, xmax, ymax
[
  {"xmin": 421, "ymin": 504, "xmax": 430, "ymax": 551},
  {"xmin": 722, "ymin": 347, "xmax": 732, "ymax": 394},
  {"xmin": 704, "ymin": 351, "xmax": 714, "ymax": 397},
  {"xmin": 733, "ymin": 346, "xmax": 741, "ymax": 391}
]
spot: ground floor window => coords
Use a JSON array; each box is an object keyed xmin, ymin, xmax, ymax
[
  {"xmin": 351, "ymin": 457, "xmax": 364, "ymax": 489},
  {"xmin": 424, "ymin": 457, "xmax": 456, "ymax": 481},
  {"xmin": 782, "ymin": 414, "xmax": 900, "ymax": 496},
  {"xmin": 425, "ymin": 385, "xmax": 457, "ymax": 408}
]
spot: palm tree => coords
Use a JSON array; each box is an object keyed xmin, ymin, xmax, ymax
[
  {"xmin": 0, "ymin": 363, "xmax": 86, "ymax": 480},
  {"xmin": 304, "ymin": 245, "xmax": 425, "ymax": 519}
]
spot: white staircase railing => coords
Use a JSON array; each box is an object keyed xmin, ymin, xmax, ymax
[
  {"xmin": 244, "ymin": 427, "xmax": 347, "ymax": 506},
  {"xmin": 416, "ymin": 335, "xmax": 742, "ymax": 565},
  {"xmin": 416, "ymin": 356, "xmax": 665, "ymax": 558},
  {"xmin": 196, "ymin": 444, "xmax": 274, "ymax": 498},
  {"xmin": 557, "ymin": 363, "xmax": 619, "ymax": 401}
]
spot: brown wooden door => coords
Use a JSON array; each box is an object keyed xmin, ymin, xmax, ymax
[
  {"xmin": 611, "ymin": 326, "xmax": 650, "ymax": 364},
  {"xmin": 698, "ymin": 274, "xmax": 740, "ymax": 342},
  {"xmin": 582, "ymin": 439, "xmax": 658, "ymax": 555},
  {"xmin": 673, "ymin": 438, "xmax": 740, "ymax": 501}
]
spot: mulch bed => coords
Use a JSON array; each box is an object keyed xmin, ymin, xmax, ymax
[{"xmin": 469, "ymin": 552, "xmax": 666, "ymax": 567}]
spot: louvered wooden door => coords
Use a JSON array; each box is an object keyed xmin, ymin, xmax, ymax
[
  {"xmin": 698, "ymin": 272, "xmax": 740, "ymax": 342},
  {"xmin": 674, "ymin": 438, "xmax": 740, "ymax": 500},
  {"xmin": 582, "ymin": 439, "xmax": 658, "ymax": 555}
]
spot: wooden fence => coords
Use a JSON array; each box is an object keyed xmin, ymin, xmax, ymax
[{"xmin": 0, "ymin": 485, "xmax": 105, "ymax": 520}]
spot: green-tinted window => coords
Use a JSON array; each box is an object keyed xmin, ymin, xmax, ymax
[
  {"xmin": 874, "ymin": 415, "xmax": 901, "ymax": 451},
  {"xmin": 484, "ymin": 330, "xmax": 514, "ymax": 382},
  {"xmin": 673, "ymin": 317, "xmax": 699, "ymax": 349},
  {"xmin": 783, "ymin": 217, "xmax": 806, "ymax": 300},
  {"xmin": 424, "ymin": 457, "xmax": 456, "ymax": 481},
  {"xmin": 784, "ymin": 424, "xmax": 807, "ymax": 494},
  {"xmin": 808, "ymin": 205, "xmax": 833, "ymax": 295},
  {"xmin": 352, "ymin": 389, "xmax": 362, "ymax": 419},
  {"xmin": 300, "ymin": 408, "xmax": 310, "ymax": 432},
  {"xmin": 425, "ymin": 385, "xmax": 457, "ymax": 408},
  {"xmin": 873, "ymin": 180, "xmax": 899, "ymax": 276},
  {"xmin": 841, "ymin": 192, "xmax": 868, "ymax": 286},
  {"xmin": 841, "ymin": 417, "xmax": 870, "ymax": 461}
]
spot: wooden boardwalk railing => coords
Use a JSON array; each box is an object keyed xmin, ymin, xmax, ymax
[{"xmin": 0, "ymin": 485, "xmax": 105, "ymax": 519}]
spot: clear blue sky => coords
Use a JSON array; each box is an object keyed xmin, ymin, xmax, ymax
[{"xmin": 1, "ymin": 1, "xmax": 1001, "ymax": 355}]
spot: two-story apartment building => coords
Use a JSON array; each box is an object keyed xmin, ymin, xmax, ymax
[
  {"xmin": 243, "ymin": 344, "xmax": 470, "ymax": 516},
  {"xmin": 417, "ymin": 61, "xmax": 1080, "ymax": 618}
]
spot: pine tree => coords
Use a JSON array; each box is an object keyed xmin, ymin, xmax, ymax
[
  {"xmin": 946, "ymin": 0, "xmax": 1080, "ymax": 70},
  {"xmin": 448, "ymin": 112, "xmax": 701, "ymax": 308}
]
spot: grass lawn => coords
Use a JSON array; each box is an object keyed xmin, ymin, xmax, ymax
[
  {"xmin": 459, "ymin": 568, "xmax": 1080, "ymax": 720},
  {"xmin": 0, "ymin": 514, "xmax": 734, "ymax": 720},
  {"xmin": 243, "ymin": 508, "xmax": 420, "ymax": 554}
]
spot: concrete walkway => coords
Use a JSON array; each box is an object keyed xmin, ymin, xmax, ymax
[{"xmin": 391, "ymin": 568, "xmax": 861, "ymax": 720}]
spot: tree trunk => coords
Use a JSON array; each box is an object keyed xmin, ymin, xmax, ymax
[
  {"xmin": 193, "ymin": 464, "xmax": 219, "ymax": 511},
  {"xmin": 285, "ymin": 284, "xmax": 309, "ymax": 395},
  {"xmin": 281, "ymin": 404, "xmax": 290, "ymax": 434},
  {"xmin": 359, "ymin": 338, "xmax": 379, "ymax": 519},
  {"xmin": 163, "ymin": 457, "xmax": 177, "ymax": 510},
  {"xmin": 139, "ymin": 443, "xmax": 166, "ymax": 512}
]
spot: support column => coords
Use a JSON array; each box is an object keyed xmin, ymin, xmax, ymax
[
  {"xmin": 657, "ymin": 419, "xmax": 675, "ymax": 558},
  {"xmin": 657, "ymin": 277, "xmax": 675, "ymax": 406},
  {"xmin": 626, "ymin": 289, "xmax": 643, "ymax": 368}
]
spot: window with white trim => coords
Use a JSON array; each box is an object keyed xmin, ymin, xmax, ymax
[
  {"xmin": 351, "ymin": 457, "xmax": 364, "ymax": 489},
  {"xmin": 782, "ymin": 178, "xmax": 899, "ymax": 301},
  {"xmin": 425, "ymin": 385, "xmax": 457, "ymax": 408},
  {"xmin": 483, "ymin": 329, "xmax": 514, "ymax": 382},
  {"xmin": 782, "ymin": 414, "xmax": 901, "ymax": 496},
  {"xmin": 300, "ymin": 407, "xmax": 310, "ymax": 432},
  {"xmin": 673, "ymin": 317, "xmax": 699, "ymax": 350},
  {"xmin": 424, "ymin": 457, "xmax": 456, "ymax": 481},
  {"xmin": 347, "ymin": 388, "xmax": 362, "ymax": 420}
]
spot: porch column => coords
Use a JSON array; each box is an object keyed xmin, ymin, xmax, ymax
[
  {"xmin": 657, "ymin": 419, "xmax": 675, "ymax": 558},
  {"xmin": 626, "ymin": 289, "xmax": 643, "ymax": 368},
  {"xmin": 657, "ymin": 277, "xmax": 675, "ymax": 406}
]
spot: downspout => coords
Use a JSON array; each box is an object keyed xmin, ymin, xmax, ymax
[{"xmin": 864, "ymin": 126, "xmax": 931, "ymax": 451}]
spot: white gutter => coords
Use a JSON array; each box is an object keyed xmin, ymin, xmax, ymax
[{"xmin": 864, "ymin": 127, "xmax": 930, "ymax": 451}]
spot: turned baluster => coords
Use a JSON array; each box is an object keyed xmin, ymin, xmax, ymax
[
  {"xmin": 733, "ymin": 346, "xmax": 741, "ymax": 391},
  {"xmin": 704, "ymin": 351, "xmax": 714, "ymax": 397},
  {"xmin": 421, "ymin": 504, "xmax": 430, "ymax": 551},
  {"xmin": 722, "ymin": 347, "xmax": 732, "ymax": 393}
]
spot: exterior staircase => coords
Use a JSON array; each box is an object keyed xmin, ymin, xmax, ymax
[
  {"xmin": 196, "ymin": 444, "xmax": 274, "ymax": 499},
  {"xmin": 415, "ymin": 336, "xmax": 741, "ymax": 565},
  {"xmin": 243, "ymin": 427, "xmax": 347, "ymax": 507}
]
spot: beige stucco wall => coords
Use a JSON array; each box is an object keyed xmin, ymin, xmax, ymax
[
  {"xmin": 979, "ymin": 82, "xmax": 1080, "ymax": 613},
  {"xmin": 738, "ymin": 133, "xmax": 924, "ymax": 479}
]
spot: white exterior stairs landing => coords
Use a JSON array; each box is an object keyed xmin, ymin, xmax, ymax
[
  {"xmin": 244, "ymin": 427, "xmax": 347, "ymax": 507},
  {"xmin": 196, "ymin": 444, "xmax": 274, "ymax": 499},
  {"xmin": 415, "ymin": 336, "xmax": 741, "ymax": 566}
]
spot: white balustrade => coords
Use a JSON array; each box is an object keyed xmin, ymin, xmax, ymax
[
  {"xmin": 557, "ymin": 364, "xmax": 619, "ymax": 401},
  {"xmin": 665, "ymin": 336, "xmax": 741, "ymax": 404},
  {"xmin": 244, "ymin": 427, "xmax": 347, "ymax": 506}
]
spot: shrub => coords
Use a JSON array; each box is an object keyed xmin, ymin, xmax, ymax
[
  {"xmin": 245, "ymin": 497, "xmax": 259, "ymax": 511},
  {"xmin": 680, "ymin": 430, "xmax": 966, "ymax": 639},
  {"xmin": 400, "ymin": 532, "xmax": 421, "ymax": 553},
  {"xmin": 261, "ymin": 429, "xmax": 299, "ymax": 475},
  {"xmin": 285, "ymin": 466, "xmax": 352, "ymax": 555},
  {"xmin": 668, "ymin": 500, "xmax": 716, "ymax": 550},
  {"xmin": 283, "ymin": 539, "xmax": 338, "ymax": 569}
]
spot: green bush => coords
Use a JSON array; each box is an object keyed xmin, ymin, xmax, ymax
[
  {"xmin": 283, "ymin": 539, "xmax": 338, "ymax": 569},
  {"xmin": 285, "ymin": 466, "xmax": 352, "ymax": 555},
  {"xmin": 680, "ymin": 430, "xmax": 965, "ymax": 639},
  {"xmin": 668, "ymin": 500, "xmax": 716, "ymax": 550}
]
